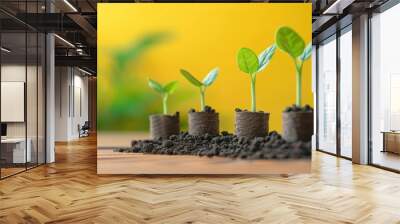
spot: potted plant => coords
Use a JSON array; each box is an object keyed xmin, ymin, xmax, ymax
[
  {"xmin": 148, "ymin": 78, "xmax": 180, "ymax": 139},
  {"xmin": 235, "ymin": 44, "xmax": 276, "ymax": 138},
  {"xmin": 276, "ymin": 26, "xmax": 313, "ymax": 142},
  {"xmin": 180, "ymin": 68, "xmax": 220, "ymax": 136}
]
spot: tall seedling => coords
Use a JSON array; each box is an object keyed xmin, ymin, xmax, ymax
[
  {"xmin": 148, "ymin": 79, "xmax": 178, "ymax": 115},
  {"xmin": 180, "ymin": 68, "xmax": 219, "ymax": 111},
  {"xmin": 276, "ymin": 26, "xmax": 312, "ymax": 107},
  {"xmin": 237, "ymin": 44, "xmax": 276, "ymax": 112}
]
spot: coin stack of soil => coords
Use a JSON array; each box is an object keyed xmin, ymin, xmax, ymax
[
  {"xmin": 234, "ymin": 108, "xmax": 269, "ymax": 138},
  {"xmin": 282, "ymin": 104, "xmax": 313, "ymax": 142},
  {"xmin": 188, "ymin": 106, "xmax": 219, "ymax": 136},
  {"xmin": 149, "ymin": 112, "xmax": 180, "ymax": 139}
]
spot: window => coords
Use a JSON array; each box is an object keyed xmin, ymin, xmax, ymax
[
  {"xmin": 317, "ymin": 36, "xmax": 337, "ymax": 154},
  {"xmin": 371, "ymin": 3, "xmax": 400, "ymax": 171},
  {"xmin": 339, "ymin": 28, "xmax": 352, "ymax": 158}
]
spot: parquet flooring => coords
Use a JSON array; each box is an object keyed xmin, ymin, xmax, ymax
[{"xmin": 1, "ymin": 135, "xmax": 400, "ymax": 224}]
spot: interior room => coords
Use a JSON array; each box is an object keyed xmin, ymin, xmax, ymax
[
  {"xmin": 0, "ymin": 13, "xmax": 46, "ymax": 178},
  {"xmin": 0, "ymin": 0, "xmax": 399, "ymax": 223}
]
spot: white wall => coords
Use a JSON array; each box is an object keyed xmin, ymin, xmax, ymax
[
  {"xmin": 55, "ymin": 67, "xmax": 70, "ymax": 141},
  {"xmin": 55, "ymin": 67, "xmax": 89, "ymax": 141}
]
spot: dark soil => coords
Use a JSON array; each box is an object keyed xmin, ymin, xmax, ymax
[
  {"xmin": 189, "ymin": 105, "xmax": 216, "ymax": 113},
  {"xmin": 114, "ymin": 131, "xmax": 311, "ymax": 160},
  {"xmin": 284, "ymin": 104, "xmax": 313, "ymax": 113},
  {"xmin": 234, "ymin": 108, "xmax": 264, "ymax": 113}
]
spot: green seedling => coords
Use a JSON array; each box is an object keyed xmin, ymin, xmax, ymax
[
  {"xmin": 180, "ymin": 68, "xmax": 219, "ymax": 111},
  {"xmin": 148, "ymin": 79, "xmax": 178, "ymax": 115},
  {"xmin": 237, "ymin": 44, "xmax": 276, "ymax": 112},
  {"xmin": 276, "ymin": 26, "xmax": 312, "ymax": 107}
]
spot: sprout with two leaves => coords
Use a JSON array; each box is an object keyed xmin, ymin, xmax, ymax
[
  {"xmin": 237, "ymin": 44, "xmax": 277, "ymax": 112},
  {"xmin": 276, "ymin": 26, "xmax": 312, "ymax": 107},
  {"xmin": 180, "ymin": 68, "xmax": 219, "ymax": 111},
  {"xmin": 148, "ymin": 79, "xmax": 178, "ymax": 115}
]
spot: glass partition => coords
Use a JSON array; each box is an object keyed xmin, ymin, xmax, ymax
[
  {"xmin": 317, "ymin": 35, "xmax": 337, "ymax": 154},
  {"xmin": 27, "ymin": 30, "xmax": 38, "ymax": 169},
  {"xmin": 1, "ymin": 30, "xmax": 28, "ymax": 177},
  {"xmin": 0, "ymin": 3, "xmax": 46, "ymax": 179},
  {"xmin": 371, "ymin": 3, "xmax": 400, "ymax": 171}
]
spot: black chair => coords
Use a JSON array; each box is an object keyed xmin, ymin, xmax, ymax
[{"xmin": 79, "ymin": 121, "xmax": 90, "ymax": 138}]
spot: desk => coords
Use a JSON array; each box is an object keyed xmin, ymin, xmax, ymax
[
  {"xmin": 1, "ymin": 138, "xmax": 31, "ymax": 163},
  {"xmin": 382, "ymin": 131, "xmax": 400, "ymax": 154}
]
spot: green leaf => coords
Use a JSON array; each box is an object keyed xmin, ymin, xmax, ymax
[
  {"xmin": 276, "ymin": 26, "xmax": 305, "ymax": 59},
  {"xmin": 163, "ymin": 81, "xmax": 178, "ymax": 94},
  {"xmin": 114, "ymin": 32, "xmax": 170, "ymax": 71},
  {"xmin": 180, "ymin": 69, "xmax": 203, "ymax": 87},
  {"xmin": 237, "ymin": 48, "xmax": 259, "ymax": 74},
  {"xmin": 299, "ymin": 43, "xmax": 312, "ymax": 61},
  {"xmin": 257, "ymin": 44, "xmax": 276, "ymax": 73},
  {"xmin": 202, "ymin": 67, "xmax": 219, "ymax": 87},
  {"xmin": 148, "ymin": 78, "xmax": 164, "ymax": 94}
]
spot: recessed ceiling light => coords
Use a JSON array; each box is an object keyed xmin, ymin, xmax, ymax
[
  {"xmin": 63, "ymin": 0, "xmax": 78, "ymax": 12},
  {"xmin": 323, "ymin": 0, "xmax": 354, "ymax": 15},
  {"xmin": 54, "ymin": 34, "xmax": 75, "ymax": 48},
  {"xmin": 1, "ymin": 47, "xmax": 11, "ymax": 53},
  {"xmin": 78, "ymin": 67, "xmax": 93, "ymax": 76}
]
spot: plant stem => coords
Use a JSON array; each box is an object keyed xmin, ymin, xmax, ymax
[
  {"xmin": 251, "ymin": 74, "xmax": 256, "ymax": 112},
  {"xmin": 295, "ymin": 61, "xmax": 304, "ymax": 107},
  {"xmin": 162, "ymin": 94, "xmax": 168, "ymax": 115},
  {"xmin": 200, "ymin": 87, "xmax": 205, "ymax": 111}
]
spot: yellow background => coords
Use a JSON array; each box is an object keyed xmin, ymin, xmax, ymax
[{"xmin": 98, "ymin": 3, "xmax": 312, "ymax": 133}]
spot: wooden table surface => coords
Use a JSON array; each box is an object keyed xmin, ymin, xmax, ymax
[{"xmin": 98, "ymin": 149, "xmax": 310, "ymax": 174}]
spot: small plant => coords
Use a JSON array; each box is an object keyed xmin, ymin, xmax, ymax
[
  {"xmin": 276, "ymin": 26, "xmax": 312, "ymax": 107},
  {"xmin": 237, "ymin": 44, "xmax": 276, "ymax": 112},
  {"xmin": 180, "ymin": 68, "xmax": 219, "ymax": 111},
  {"xmin": 148, "ymin": 79, "xmax": 178, "ymax": 115}
]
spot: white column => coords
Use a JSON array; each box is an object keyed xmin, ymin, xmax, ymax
[
  {"xmin": 352, "ymin": 14, "xmax": 369, "ymax": 164},
  {"xmin": 46, "ymin": 32, "xmax": 55, "ymax": 163},
  {"xmin": 312, "ymin": 45, "xmax": 317, "ymax": 150}
]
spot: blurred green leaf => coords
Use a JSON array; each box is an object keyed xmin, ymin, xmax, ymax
[
  {"xmin": 114, "ymin": 32, "xmax": 170, "ymax": 71},
  {"xmin": 276, "ymin": 26, "xmax": 305, "ymax": 59},
  {"xmin": 148, "ymin": 78, "xmax": 164, "ymax": 94},
  {"xmin": 164, "ymin": 81, "xmax": 178, "ymax": 94},
  {"xmin": 237, "ymin": 48, "xmax": 259, "ymax": 74},
  {"xmin": 202, "ymin": 67, "xmax": 219, "ymax": 87},
  {"xmin": 180, "ymin": 69, "xmax": 203, "ymax": 87}
]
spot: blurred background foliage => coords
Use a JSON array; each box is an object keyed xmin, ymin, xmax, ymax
[
  {"xmin": 97, "ymin": 4, "xmax": 312, "ymax": 133},
  {"xmin": 98, "ymin": 32, "xmax": 193, "ymax": 131}
]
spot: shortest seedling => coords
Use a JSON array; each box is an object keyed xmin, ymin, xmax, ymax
[
  {"xmin": 148, "ymin": 79, "xmax": 178, "ymax": 115},
  {"xmin": 180, "ymin": 67, "xmax": 219, "ymax": 111}
]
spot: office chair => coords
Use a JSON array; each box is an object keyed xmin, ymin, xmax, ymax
[{"xmin": 79, "ymin": 121, "xmax": 90, "ymax": 138}]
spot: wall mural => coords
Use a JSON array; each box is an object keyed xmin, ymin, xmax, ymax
[{"xmin": 97, "ymin": 3, "xmax": 313, "ymax": 174}]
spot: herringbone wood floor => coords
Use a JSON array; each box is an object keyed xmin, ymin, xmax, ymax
[{"xmin": 1, "ymin": 135, "xmax": 400, "ymax": 224}]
